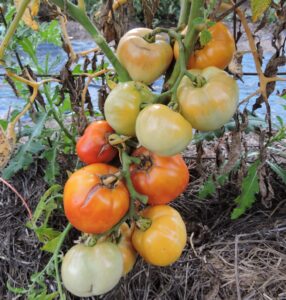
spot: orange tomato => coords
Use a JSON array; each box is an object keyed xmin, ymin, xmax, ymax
[
  {"xmin": 63, "ymin": 164, "xmax": 129, "ymax": 234},
  {"xmin": 76, "ymin": 121, "xmax": 117, "ymax": 165},
  {"xmin": 174, "ymin": 22, "xmax": 235, "ymax": 70},
  {"xmin": 130, "ymin": 147, "xmax": 189, "ymax": 205}
]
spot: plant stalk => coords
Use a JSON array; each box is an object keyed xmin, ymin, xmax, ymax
[
  {"xmin": 0, "ymin": 0, "xmax": 31, "ymax": 62},
  {"xmin": 166, "ymin": 0, "xmax": 204, "ymax": 89},
  {"xmin": 50, "ymin": 0, "xmax": 131, "ymax": 82}
]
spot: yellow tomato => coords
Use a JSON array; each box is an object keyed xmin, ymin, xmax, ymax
[
  {"xmin": 135, "ymin": 104, "xmax": 193, "ymax": 156},
  {"xmin": 117, "ymin": 28, "xmax": 173, "ymax": 85},
  {"xmin": 177, "ymin": 66, "xmax": 239, "ymax": 131},
  {"xmin": 132, "ymin": 205, "xmax": 187, "ymax": 266}
]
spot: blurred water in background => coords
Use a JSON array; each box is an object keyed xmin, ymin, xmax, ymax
[{"xmin": 0, "ymin": 40, "xmax": 285, "ymax": 122}]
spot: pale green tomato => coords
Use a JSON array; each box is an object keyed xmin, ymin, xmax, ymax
[
  {"xmin": 135, "ymin": 104, "xmax": 193, "ymax": 156},
  {"xmin": 104, "ymin": 82, "xmax": 154, "ymax": 136},
  {"xmin": 61, "ymin": 242, "xmax": 123, "ymax": 297},
  {"xmin": 177, "ymin": 66, "xmax": 239, "ymax": 131}
]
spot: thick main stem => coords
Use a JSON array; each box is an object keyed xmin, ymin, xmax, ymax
[
  {"xmin": 166, "ymin": 0, "xmax": 204, "ymax": 89},
  {"xmin": 0, "ymin": 0, "xmax": 31, "ymax": 62},
  {"xmin": 50, "ymin": 0, "xmax": 131, "ymax": 82}
]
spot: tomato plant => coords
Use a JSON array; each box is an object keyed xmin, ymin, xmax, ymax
[
  {"xmin": 76, "ymin": 120, "xmax": 117, "ymax": 165},
  {"xmin": 104, "ymin": 81, "xmax": 155, "ymax": 136},
  {"xmin": 130, "ymin": 147, "xmax": 189, "ymax": 205},
  {"xmin": 177, "ymin": 66, "xmax": 239, "ymax": 131},
  {"xmin": 118, "ymin": 223, "xmax": 137, "ymax": 275},
  {"xmin": 63, "ymin": 163, "xmax": 129, "ymax": 234},
  {"xmin": 116, "ymin": 28, "xmax": 173, "ymax": 84},
  {"xmin": 135, "ymin": 104, "xmax": 193, "ymax": 156},
  {"xmin": 61, "ymin": 242, "xmax": 123, "ymax": 297},
  {"xmin": 132, "ymin": 205, "xmax": 187, "ymax": 266}
]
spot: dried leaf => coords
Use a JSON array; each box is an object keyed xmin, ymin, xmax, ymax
[
  {"xmin": 0, "ymin": 126, "xmax": 13, "ymax": 170},
  {"xmin": 250, "ymin": 0, "xmax": 271, "ymax": 22},
  {"xmin": 142, "ymin": 0, "xmax": 160, "ymax": 28},
  {"xmin": 14, "ymin": 0, "xmax": 40, "ymax": 31}
]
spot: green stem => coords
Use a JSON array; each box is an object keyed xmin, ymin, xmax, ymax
[
  {"xmin": 166, "ymin": 0, "xmax": 204, "ymax": 89},
  {"xmin": 121, "ymin": 151, "xmax": 148, "ymax": 205},
  {"xmin": 184, "ymin": 0, "xmax": 204, "ymax": 65},
  {"xmin": 77, "ymin": 0, "xmax": 86, "ymax": 11},
  {"xmin": 54, "ymin": 223, "xmax": 73, "ymax": 299},
  {"xmin": 0, "ymin": 0, "xmax": 31, "ymax": 62},
  {"xmin": 178, "ymin": 0, "xmax": 191, "ymax": 28},
  {"xmin": 50, "ymin": 0, "xmax": 131, "ymax": 82},
  {"xmin": 43, "ymin": 84, "xmax": 76, "ymax": 145},
  {"xmin": 27, "ymin": 223, "xmax": 72, "ymax": 298}
]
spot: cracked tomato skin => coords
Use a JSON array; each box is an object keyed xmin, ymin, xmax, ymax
[
  {"xmin": 117, "ymin": 28, "xmax": 173, "ymax": 85},
  {"xmin": 63, "ymin": 163, "xmax": 129, "ymax": 234},
  {"xmin": 104, "ymin": 81, "xmax": 154, "ymax": 136},
  {"xmin": 132, "ymin": 205, "xmax": 187, "ymax": 266},
  {"xmin": 61, "ymin": 242, "xmax": 123, "ymax": 297},
  {"xmin": 76, "ymin": 121, "xmax": 117, "ymax": 165},
  {"xmin": 135, "ymin": 104, "xmax": 193, "ymax": 156},
  {"xmin": 177, "ymin": 66, "xmax": 239, "ymax": 131},
  {"xmin": 130, "ymin": 147, "xmax": 189, "ymax": 205},
  {"xmin": 174, "ymin": 22, "xmax": 235, "ymax": 70}
]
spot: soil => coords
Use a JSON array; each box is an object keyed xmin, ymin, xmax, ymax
[{"xmin": 1, "ymin": 133, "xmax": 286, "ymax": 300}]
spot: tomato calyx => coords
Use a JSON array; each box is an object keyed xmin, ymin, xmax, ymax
[
  {"xmin": 136, "ymin": 217, "xmax": 152, "ymax": 232},
  {"xmin": 100, "ymin": 172, "xmax": 121, "ymax": 189},
  {"xmin": 136, "ymin": 154, "xmax": 153, "ymax": 172}
]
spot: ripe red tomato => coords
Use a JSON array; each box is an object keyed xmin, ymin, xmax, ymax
[
  {"xmin": 130, "ymin": 147, "xmax": 189, "ymax": 205},
  {"xmin": 76, "ymin": 121, "xmax": 117, "ymax": 165},
  {"xmin": 174, "ymin": 22, "xmax": 235, "ymax": 70},
  {"xmin": 64, "ymin": 163, "xmax": 129, "ymax": 234}
]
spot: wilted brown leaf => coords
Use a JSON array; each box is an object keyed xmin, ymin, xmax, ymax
[{"xmin": 14, "ymin": 0, "xmax": 40, "ymax": 30}]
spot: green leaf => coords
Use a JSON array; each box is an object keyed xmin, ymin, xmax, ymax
[
  {"xmin": 41, "ymin": 234, "xmax": 62, "ymax": 253},
  {"xmin": 198, "ymin": 177, "xmax": 216, "ymax": 199},
  {"xmin": 43, "ymin": 144, "xmax": 60, "ymax": 185},
  {"xmin": 27, "ymin": 184, "xmax": 62, "ymax": 229},
  {"xmin": 250, "ymin": 0, "xmax": 271, "ymax": 22},
  {"xmin": 192, "ymin": 17, "xmax": 205, "ymax": 26},
  {"xmin": 198, "ymin": 173, "xmax": 229, "ymax": 199},
  {"xmin": 231, "ymin": 160, "xmax": 260, "ymax": 220},
  {"xmin": 2, "ymin": 111, "xmax": 50, "ymax": 179},
  {"xmin": 199, "ymin": 29, "xmax": 212, "ymax": 46},
  {"xmin": 34, "ymin": 227, "xmax": 61, "ymax": 243},
  {"xmin": 267, "ymin": 161, "xmax": 286, "ymax": 185},
  {"xmin": 7, "ymin": 282, "xmax": 27, "ymax": 294}
]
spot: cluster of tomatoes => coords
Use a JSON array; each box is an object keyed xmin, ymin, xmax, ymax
[{"xmin": 60, "ymin": 22, "xmax": 239, "ymax": 297}]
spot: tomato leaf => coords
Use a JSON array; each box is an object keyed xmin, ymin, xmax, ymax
[
  {"xmin": 2, "ymin": 111, "xmax": 50, "ymax": 179},
  {"xmin": 43, "ymin": 141, "xmax": 60, "ymax": 185},
  {"xmin": 250, "ymin": 0, "xmax": 271, "ymax": 22},
  {"xmin": 41, "ymin": 234, "xmax": 62, "ymax": 253},
  {"xmin": 199, "ymin": 29, "xmax": 212, "ymax": 47},
  {"xmin": 231, "ymin": 160, "xmax": 260, "ymax": 220}
]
